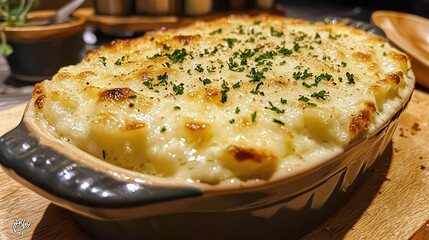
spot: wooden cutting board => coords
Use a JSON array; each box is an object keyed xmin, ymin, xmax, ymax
[{"xmin": 1, "ymin": 89, "xmax": 428, "ymax": 240}]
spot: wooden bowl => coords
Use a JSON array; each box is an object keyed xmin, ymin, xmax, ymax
[{"xmin": 371, "ymin": 11, "xmax": 429, "ymax": 89}]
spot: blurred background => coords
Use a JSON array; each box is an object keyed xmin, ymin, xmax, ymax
[{"xmin": 37, "ymin": 0, "xmax": 429, "ymax": 21}]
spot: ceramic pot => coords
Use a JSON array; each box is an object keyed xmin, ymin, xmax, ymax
[{"xmin": 4, "ymin": 10, "xmax": 86, "ymax": 82}]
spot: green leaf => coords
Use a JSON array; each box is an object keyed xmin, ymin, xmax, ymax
[{"xmin": 1, "ymin": 43, "xmax": 13, "ymax": 57}]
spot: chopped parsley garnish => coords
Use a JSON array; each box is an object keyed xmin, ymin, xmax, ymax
[
  {"xmin": 99, "ymin": 56, "xmax": 107, "ymax": 67},
  {"xmin": 206, "ymin": 66, "xmax": 216, "ymax": 73},
  {"xmin": 166, "ymin": 48, "xmax": 188, "ymax": 63},
  {"xmin": 220, "ymin": 80, "xmax": 230, "ymax": 103},
  {"xmin": 156, "ymin": 72, "xmax": 168, "ymax": 86},
  {"xmin": 329, "ymin": 33, "xmax": 341, "ymax": 40},
  {"xmin": 247, "ymin": 67, "xmax": 268, "ymax": 83},
  {"xmin": 278, "ymin": 47, "xmax": 293, "ymax": 56},
  {"xmin": 162, "ymin": 44, "xmax": 170, "ymax": 50},
  {"xmin": 143, "ymin": 80, "xmax": 154, "ymax": 89},
  {"xmin": 160, "ymin": 126, "xmax": 167, "ymax": 133},
  {"xmin": 273, "ymin": 119, "xmax": 285, "ymax": 125},
  {"xmin": 251, "ymin": 111, "xmax": 257, "ymax": 123},
  {"xmin": 227, "ymin": 58, "xmax": 245, "ymax": 72},
  {"xmin": 173, "ymin": 83, "xmax": 185, "ymax": 95},
  {"xmin": 195, "ymin": 64, "xmax": 204, "ymax": 72},
  {"xmin": 209, "ymin": 28, "xmax": 222, "ymax": 35},
  {"xmin": 253, "ymin": 20, "xmax": 261, "ymax": 25},
  {"xmin": 298, "ymin": 96, "xmax": 317, "ymax": 106},
  {"xmin": 311, "ymin": 90, "xmax": 329, "ymax": 100},
  {"xmin": 341, "ymin": 61, "xmax": 347, "ymax": 67},
  {"xmin": 232, "ymin": 82, "xmax": 241, "ymax": 89},
  {"xmin": 114, "ymin": 56, "xmax": 126, "ymax": 66},
  {"xmin": 266, "ymin": 101, "xmax": 285, "ymax": 113},
  {"xmin": 270, "ymin": 27, "xmax": 284, "ymax": 37},
  {"xmin": 235, "ymin": 107, "xmax": 240, "ymax": 114},
  {"xmin": 224, "ymin": 38, "xmax": 238, "ymax": 48},
  {"xmin": 174, "ymin": 106, "xmax": 181, "ymax": 110},
  {"xmin": 346, "ymin": 72, "xmax": 355, "ymax": 84},
  {"xmin": 229, "ymin": 119, "xmax": 235, "ymax": 124},
  {"xmin": 280, "ymin": 98, "xmax": 288, "ymax": 104},
  {"xmin": 293, "ymin": 42, "xmax": 300, "ymax": 52},
  {"xmin": 203, "ymin": 78, "xmax": 212, "ymax": 85},
  {"xmin": 250, "ymin": 82, "xmax": 264, "ymax": 96},
  {"xmin": 255, "ymin": 50, "xmax": 278, "ymax": 62},
  {"xmin": 128, "ymin": 95, "xmax": 137, "ymax": 99},
  {"xmin": 292, "ymin": 69, "xmax": 313, "ymax": 80}
]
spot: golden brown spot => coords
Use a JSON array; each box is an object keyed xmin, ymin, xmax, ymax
[
  {"xmin": 32, "ymin": 83, "xmax": 44, "ymax": 95},
  {"xmin": 183, "ymin": 121, "xmax": 212, "ymax": 146},
  {"xmin": 125, "ymin": 121, "xmax": 146, "ymax": 130},
  {"xmin": 352, "ymin": 52, "xmax": 372, "ymax": 62},
  {"xmin": 385, "ymin": 71, "xmax": 403, "ymax": 85},
  {"xmin": 204, "ymin": 88, "xmax": 220, "ymax": 102},
  {"xmin": 365, "ymin": 102, "xmax": 377, "ymax": 113},
  {"xmin": 368, "ymin": 62, "xmax": 380, "ymax": 72},
  {"xmin": 34, "ymin": 94, "xmax": 46, "ymax": 110},
  {"xmin": 78, "ymin": 71, "xmax": 96, "ymax": 78},
  {"xmin": 56, "ymin": 72, "xmax": 71, "ymax": 80},
  {"xmin": 185, "ymin": 122, "xmax": 207, "ymax": 131},
  {"xmin": 173, "ymin": 35, "xmax": 197, "ymax": 45},
  {"xmin": 98, "ymin": 88, "xmax": 135, "ymax": 102},
  {"xmin": 389, "ymin": 51, "xmax": 408, "ymax": 63},
  {"xmin": 227, "ymin": 145, "xmax": 275, "ymax": 164},
  {"xmin": 349, "ymin": 109, "xmax": 371, "ymax": 137}
]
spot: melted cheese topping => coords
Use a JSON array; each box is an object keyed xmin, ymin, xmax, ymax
[{"xmin": 31, "ymin": 15, "xmax": 413, "ymax": 184}]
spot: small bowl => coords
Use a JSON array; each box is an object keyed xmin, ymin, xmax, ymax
[{"xmin": 371, "ymin": 11, "xmax": 429, "ymax": 89}]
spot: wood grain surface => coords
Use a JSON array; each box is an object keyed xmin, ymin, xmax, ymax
[{"xmin": 0, "ymin": 89, "xmax": 428, "ymax": 240}]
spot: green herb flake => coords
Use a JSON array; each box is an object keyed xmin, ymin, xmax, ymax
[
  {"xmin": 202, "ymin": 78, "xmax": 212, "ymax": 85},
  {"xmin": 162, "ymin": 44, "xmax": 170, "ymax": 50},
  {"xmin": 251, "ymin": 111, "xmax": 257, "ymax": 123},
  {"xmin": 266, "ymin": 101, "xmax": 285, "ymax": 114},
  {"xmin": 346, "ymin": 72, "xmax": 355, "ymax": 84},
  {"xmin": 160, "ymin": 126, "xmax": 167, "ymax": 133},
  {"xmin": 311, "ymin": 90, "xmax": 329, "ymax": 100},
  {"xmin": 167, "ymin": 48, "xmax": 188, "ymax": 63},
  {"xmin": 128, "ymin": 95, "xmax": 137, "ymax": 99},
  {"xmin": 174, "ymin": 106, "xmax": 181, "ymax": 110},
  {"xmin": 195, "ymin": 64, "xmax": 204, "ymax": 73},
  {"xmin": 280, "ymin": 98, "xmax": 288, "ymax": 104},
  {"xmin": 209, "ymin": 28, "xmax": 222, "ymax": 35},
  {"xmin": 235, "ymin": 107, "xmax": 240, "ymax": 114},
  {"xmin": 220, "ymin": 80, "xmax": 230, "ymax": 103},
  {"xmin": 173, "ymin": 83, "xmax": 185, "ymax": 95},
  {"xmin": 143, "ymin": 80, "xmax": 154, "ymax": 89},
  {"xmin": 224, "ymin": 38, "xmax": 238, "ymax": 48},
  {"xmin": 298, "ymin": 95, "xmax": 317, "ymax": 106},
  {"xmin": 99, "ymin": 56, "xmax": 107, "ymax": 67},
  {"xmin": 270, "ymin": 27, "xmax": 284, "ymax": 37},
  {"xmin": 341, "ymin": 61, "xmax": 347, "ymax": 67},
  {"xmin": 229, "ymin": 119, "xmax": 235, "ymax": 124},
  {"xmin": 250, "ymin": 82, "xmax": 264, "ymax": 95},
  {"xmin": 273, "ymin": 118, "xmax": 285, "ymax": 125},
  {"xmin": 114, "ymin": 56, "xmax": 126, "ymax": 66},
  {"xmin": 232, "ymin": 82, "xmax": 241, "ymax": 89},
  {"xmin": 247, "ymin": 67, "xmax": 267, "ymax": 83},
  {"xmin": 156, "ymin": 72, "xmax": 168, "ymax": 86}
]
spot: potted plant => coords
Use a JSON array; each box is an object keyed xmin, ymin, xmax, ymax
[{"xmin": 0, "ymin": 0, "xmax": 86, "ymax": 82}]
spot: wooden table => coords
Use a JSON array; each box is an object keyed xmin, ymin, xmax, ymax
[{"xmin": 1, "ymin": 89, "xmax": 428, "ymax": 240}]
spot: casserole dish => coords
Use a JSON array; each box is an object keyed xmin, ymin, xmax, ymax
[{"xmin": 0, "ymin": 15, "xmax": 414, "ymax": 239}]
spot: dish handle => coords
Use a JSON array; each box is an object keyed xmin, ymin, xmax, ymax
[{"xmin": 0, "ymin": 121, "xmax": 202, "ymax": 209}]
